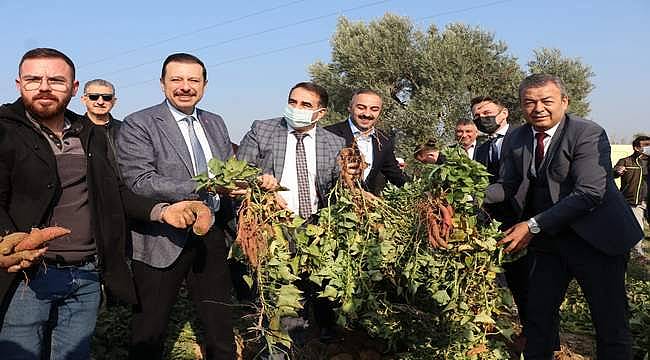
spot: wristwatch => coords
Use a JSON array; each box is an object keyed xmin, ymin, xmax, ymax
[{"xmin": 526, "ymin": 217, "xmax": 541, "ymax": 234}]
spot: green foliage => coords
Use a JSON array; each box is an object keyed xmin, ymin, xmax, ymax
[
  {"xmin": 310, "ymin": 14, "xmax": 595, "ymax": 161},
  {"xmin": 194, "ymin": 157, "xmax": 260, "ymax": 192},
  {"xmin": 527, "ymin": 48, "xmax": 595, "ymax": 117}
]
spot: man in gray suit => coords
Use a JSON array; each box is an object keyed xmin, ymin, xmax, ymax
[
  {"xmin": 237, "ymin": 82, "xmax": 345, "ymax": 218},
  {"xmin": 486, "ymin": 74, "xmax": 643, "ymax": 359},
  {"xmin": 237, "ymin": 82, "xmax": 346, "ymax": 341},
  {"xmin": 116, "ymin": 53, "xmax": 236, "ymax": 359}
]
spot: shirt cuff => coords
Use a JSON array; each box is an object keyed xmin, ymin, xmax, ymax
[{"xmin": 150, "ymin": 203, "xmax": 170, "ymax": 223}]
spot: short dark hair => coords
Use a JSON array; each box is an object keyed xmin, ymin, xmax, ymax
[
  {"xmin": 289, "ymin": 82, "xmax": 329, "ymax": 108},
  {"xmin": 455, "ymin": 118, "xmax": 475, "ymax": 127},
  {"xmin": 19, "ymin": 48, "xmax": 76, "ymax": 79},
  {"xmin": 632, "ymin": 135, "xmax": 650, "ymax": 148},
  {"xmin": 470, "ymin": 95, "xmax": 504, "ymax": 109},
  {"xmin": 161, "ymin": 53, "xmax": 207, "ymax": 81},
  {"xmin": 519, "ymin": 73, "xmax": 568, "ymax": 100}
]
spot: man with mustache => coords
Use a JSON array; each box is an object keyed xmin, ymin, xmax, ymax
[
  {"xmin": 453, "ymin": 118, "xmax": 479, "ymax": 159},
  {"xmin": 325, "ymin": 89, "xmax": 406, "ymax": 195},
  {"xmin": 116, "ymin": 53, "xmax": 238, "ymax": 359},
  {"xmin": 0, "ymin": 48, "xmax": 210, "ymax": 360}
]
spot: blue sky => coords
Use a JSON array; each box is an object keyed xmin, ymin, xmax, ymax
[{"xmin": 1, "ymin": 0, "xmax": 648, "ymax": 144}]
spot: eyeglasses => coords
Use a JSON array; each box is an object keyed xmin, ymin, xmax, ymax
[
  {"xmin": 21, "ymin": 77, "xmax": 69, "ymax": 92},
  {"xmin": 86, "ymin": 94, "xmax": 114, "ymax": 101}
]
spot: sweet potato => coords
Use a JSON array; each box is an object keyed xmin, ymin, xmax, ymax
[
  {"xmin": 14, "ymin": 227, "xmax": 70, "ymax": 252},
  {"xmin": 0, "ymin": 232, "xmax": 28, "ymax": 255}
]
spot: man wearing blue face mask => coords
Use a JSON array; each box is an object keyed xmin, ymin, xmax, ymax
[
  {"xmin": 238, "ymin": 82, "xmax": 345, "ymax": 219},
  {"xmin": 237, "ymin": 82, "xmax": 346, "ymax": 343},
  {"xmin": 614, "ymin": 135, "xmax": 650, "ymax": 261}
]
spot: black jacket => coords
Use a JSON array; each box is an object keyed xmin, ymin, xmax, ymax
[
  {"xmin": 0, "ymin": 98, "xmax": 157, "ymax": 306},
  {"xmin": 325, "ymin": 120, "xmax": 406, "ymax": 195}
]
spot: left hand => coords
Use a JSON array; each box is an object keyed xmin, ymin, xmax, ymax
[
  {"xmin": 162, "ymin": 200, "xmax": 213, "ymax": 230},
  {"xmin": 498, "ymin": 221, "xmax": 534, "ymax": 253}
]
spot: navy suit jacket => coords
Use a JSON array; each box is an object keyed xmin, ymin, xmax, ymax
[{"xmin": 486, "ymin": 114, "xmax": 642, "ymax": 255}]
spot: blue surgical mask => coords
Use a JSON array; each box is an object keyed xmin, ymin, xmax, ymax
[
  {"xmin": 642, "ymin": 146, "xmax": 650, "ymax": 156},
  {"xmin": 283, "ymin": 105, "xmax": 323, "ymax": 129}
]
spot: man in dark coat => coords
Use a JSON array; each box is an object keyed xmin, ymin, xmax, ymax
[
  {"xmin": 0, "ymin": 48, "xmax": 208, "ymax": 360},
  {"xmin": 486, "ymin": 74, "xmax": 643, "ymax": 359},
  {"xmin": 325, "ymin": 89, "xmax": 406, "ymax": 195}
]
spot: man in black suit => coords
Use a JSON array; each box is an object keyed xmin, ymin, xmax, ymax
[
  {"xmin": 325, "ymin": 89, "xmax": 406, "ymax": 195},
  {"xmin": 454, "ymin": 118, "xmax": 479, "ymax": 159},
  {"xmin": 471, "ymin": 96, "xmax": 529, "ymax": 338},
  {"xmin": 486, "ymin": 74, "xmax": 643, "ymax": 359}
]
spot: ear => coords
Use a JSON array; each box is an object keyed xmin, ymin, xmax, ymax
[
  {"xmin": 314, "ymin": 108, "xmax": 327, "ymax": 121},
  {"xmin": 71, "ymin": 80, "xmax": 80, "ymax": 97},
  {"xmin": 15, "ymin": 78, "xmax": 20, "ymax": 92}
]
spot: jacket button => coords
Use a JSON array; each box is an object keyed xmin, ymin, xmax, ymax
[
  {"xmin": 47, "ymin": 183, "xmax": 54, "ymax": 189},
  {"xmin": 33, "ymin": 145, "xmax": 39, "ymax": 150},
  {"xmin": 88, "ymin": 153, "xmax": 93, "ymax": 158}
]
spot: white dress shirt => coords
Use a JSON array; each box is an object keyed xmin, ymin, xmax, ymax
[
  {"xmin": 167, "ymin": 101, "xmax": 220, "ymax": 210},
  {"xmin": 465, "ymin": 141, "xmax": 477, "ymax": 159},
  {"xmin": 530, "ymin": 121, "xmax": 561, "ymax": 177},
  {"xmin": 279, "ymin": 126, "xmax": 319, "ymax": 216},
  {"xmin": 348, "ymin": 118, "xmax": 374, "ymax": 180}
]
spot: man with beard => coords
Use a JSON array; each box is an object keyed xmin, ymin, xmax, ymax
[
  {"xmin": 116, "ymin": 53, "xmax": 239, "ymax": 359},
  {"xmin": 325, "ymin": 89, "xmax": 406, "ymax": 195},
  {"xmin": 0, "ymin": 48, "xmax": 210, "ymax": 360}
]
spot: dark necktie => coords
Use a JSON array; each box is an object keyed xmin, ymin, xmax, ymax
[
  {"xmin": 535, "ymin": 132, "xmax": 548, "ymax": 171},
  {"xmin": 293, "ymin": 132, "xmax": 312, "ymax": 219},
  {"xmin": 184, "ymin": 116, "xmax": 208, "ymax": 175},
  {"xmin": 489, "ymin": 134, "xmax": 504, "ymax": 163}
]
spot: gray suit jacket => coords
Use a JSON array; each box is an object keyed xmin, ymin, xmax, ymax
[
  {"xmin": 237, "ymin": 117, "xmax": 345, "ymax": 207},
  {"xmin": 486, "ymin": 114, "xmax": 643, "ymax": 255},
  {"xmin": 116, "ymin": 101, "xmax": 234, "ymax": 268}
]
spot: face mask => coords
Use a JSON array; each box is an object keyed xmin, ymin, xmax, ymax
[
  {"xmin": 283, "ymin": 105, "xmax": 322, "ymax": 129},
  {"xmin": 474, "ymin": 115, "xmax": 500, "ymax": 134},
  {"xmin": 642, "ymin": 146, "xmax": 650, "ymax": 156}
]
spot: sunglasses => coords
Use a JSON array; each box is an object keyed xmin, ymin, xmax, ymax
[{"xmin": 86, "ymin": 93, "xmax": 114, "ymax": 101}]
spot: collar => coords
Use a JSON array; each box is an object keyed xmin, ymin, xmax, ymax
[
  {"xmin": 532, "ymin": 120, "xmax": 560, "ymax": 138},
  {"xmin": 287, "ymin": 124, "xmax": 317, "ymax": 138},
  {"xmin": 348, "ymin": 117, "xmax": 375, "ymax": 138},
  {"xmin": 494, "ymin": 123, "xmax": 509, "ymax": 137},
  {"xmin": 166, "ymin": 100, "xmax": 198, "ymax": 122},
  {"xmin": 26, "ymin": 111, "xmax": 79, "ymax": 134}
]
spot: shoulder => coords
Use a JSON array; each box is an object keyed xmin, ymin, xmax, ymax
[
  {"xmin": 123, "ymin": 102, "xmax": 168, "ymax": 123},
  {"xmin": 323, "ymin": 120, "xmax": 348, "ymax": 133},
  {"xmin": 250, "ymin": 117, "xmax": 284, "ymax": 131},
  {"xmin": 564, "ymin": 114, "xmax": 604, "ymax": 134},
  {"xmin": 317, "ymin": 126, "xmax": 346, "ymax": 146},
  {"xmin": 196, "ymin": 108, "xmax": 224, "ymax": 122}
]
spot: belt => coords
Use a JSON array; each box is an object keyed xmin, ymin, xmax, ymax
[{"xmin": 43, "ymin": 254, "xmax": 97, "ymax": 268}]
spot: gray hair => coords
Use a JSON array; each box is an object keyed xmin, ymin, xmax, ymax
[
  {"xmin": 518, "ymin": 73, "xmax": 567, "ymax": 100},
  {"xmin": 83, "ymin": 79, "xmax": 115, "ymax": 95}
]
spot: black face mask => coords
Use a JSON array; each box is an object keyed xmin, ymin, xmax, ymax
[{"xmin": 474, "ymin": 116, "xmax": 500, "ymax": 134}]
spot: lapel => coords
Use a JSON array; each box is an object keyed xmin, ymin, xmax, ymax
[
  {"xmin": 371, "ymin": 131, "xmax": 382, "ymax": 171},
  {"xmin": 521, "ymin": 125, "xmax": 534, "ymax": 178},
  {"xmin": 314, "ymin": 126, "xmax": 331, "ymax": 191},
  {"xmin": 196, "ymin": 109, "xmax": 224, "ymax": 160},
  {"xmin": 273, "ymin": 118, "xmax": 289, "ymax": 179},
  {"xmin": 154, "ymin": 102, "xmax": 194, "ymax": 176}
]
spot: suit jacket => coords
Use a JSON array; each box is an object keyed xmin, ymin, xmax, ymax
[
  {"xmin": 237, "ymin": 117, "xmax": 345, "ymax": 208},
  {"xmin": 325, "ymin": 120, "xmax": 406, "ymax": 195},
  {"xmin": 486, "ymin": 114, "xmax": 643, "ymax": 255},
  {"xmin": 0, "ymin": 99, "xmax": 157, "ymax": 305},
  {"xmin": 474, "ymin": 125, "xmax": 517, "ymax": 177},
  {"xmin": 116, "ymin": 101, "xmax": 234, "ymax": 268}
]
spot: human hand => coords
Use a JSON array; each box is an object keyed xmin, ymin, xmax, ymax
[
  {"xmin": 614, "ymin": 166, "xmax": 626, "ymax": 175},
  {"xmin": 275, "ymin": 193, "xmax": 288, "ymax": 210},
  {"xmin": 162, "ymin": 201, "xmax": 214, "ymax": 235},
  {"xmin": 0, "ymin": 227, "xmax": 70, "ymax": 272},
  {"xmin": 257, "ymin": 174, "xmax": 280, "ymax": 191},
  {"xmin": 498, "ymin": 221, "xmax": 533, "ymax": 253}
]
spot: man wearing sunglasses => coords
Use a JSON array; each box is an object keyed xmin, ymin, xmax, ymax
[{"xmin": 81, "ymin": 79, "xmax": 121, "ymax": 173}]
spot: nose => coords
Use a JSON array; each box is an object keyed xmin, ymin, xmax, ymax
[
  {"xmin": 38, "ymin": 78, "xmax": 52, "ymax": 92},
  {"xmin": 96, "ymin": 97, "xmax": 104, "ymax": 104},
  {"xmin": 533, "ymin": 101, "xmax": 545, "ymax": 113}
]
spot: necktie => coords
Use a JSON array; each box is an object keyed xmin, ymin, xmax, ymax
[
  {"xmin": 535, "ymin": 132, "xmax": 548, "ymax": 171},
  {"xmin": 184, "ymin": 116, "xmax": 208, "ymax": 175},
  {"xmin": 489, "ymin": 134, "xmax": 504, "ymax": 163},
  {"xmin": 293, "ymin": 132, "xmax": 312, "ymax": 219}
]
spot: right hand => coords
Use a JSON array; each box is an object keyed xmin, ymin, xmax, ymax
[
  {"xmin": 615, "ymin": 165, "xmax": 626, "ymax": 175},
  {"xmin": 257, "ymin": 174, "xmax": 280, "ymax": 191},
  {"xmin": 0, "ymin": 227, "xmax": 71, "ymax": 272}
]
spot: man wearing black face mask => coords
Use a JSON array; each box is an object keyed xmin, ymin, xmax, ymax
[
  {"xmin": 472, "ymin": 96, "xmax": 512, "ymax": 181},
  {"xmin": 471, "ymin": 96, "xmax": 533, "ymax": 351}
]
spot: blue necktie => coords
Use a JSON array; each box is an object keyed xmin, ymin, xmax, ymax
[{"xmin": 184, "ymin": 116, "xmax": 208, "ymax": 175}]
